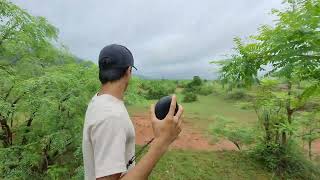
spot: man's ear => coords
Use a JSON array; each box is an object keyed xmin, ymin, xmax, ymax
[{"xmin": 126, "ymin": 67, "xmax": 132, "ymax": 77}]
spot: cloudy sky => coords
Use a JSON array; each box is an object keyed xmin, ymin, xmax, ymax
[{"xmin": 12, "ymin": 0, "xmax": 283, "ymax": 79}]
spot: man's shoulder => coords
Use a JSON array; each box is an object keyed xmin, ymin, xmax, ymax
[{"xmin": 86, "ymin": 101, "xmax": 127, "ymax": 123}]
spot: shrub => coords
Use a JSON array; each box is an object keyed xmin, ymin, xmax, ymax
[
  {"xmin": 198, "ymin": 84, "xmax": 214, "ymax": 96},
  {"xmin": 191, "ymin": 76, "xmax": 202, "ymax": 86},
  {"xmin": 182, "ymin": 77, "xmax": 203, "ymax": 94},
  {"xmin": 186, "ymin": 76, "xmax": 202, "ymax": 89},
  {"xmin": 210, "ymin": 116, "xmax": 255, "ymax": 150},
  {"xmin": 225, "ymin": 89, "xmax": 248, "ymax": 100},
  {"xmin": 141, "ymin": 80, "xmax": 176, "ymax": 100},
  {"xmin": 182, "ymin": 92, "xmax": 197, "ymax": 102},
  {"xmin": 176, "ymin": 80, "xmax": 190, "ymax": 88},
  {"xmin": 251, "ymin": 142, "xmax": 320, "ymax": 179},
  {"xmin": 124, "ymin": 77, "xmax": 146, "ymax": 105}
]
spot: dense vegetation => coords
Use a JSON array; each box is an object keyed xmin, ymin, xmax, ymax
[
  {"xmin": 214, "ymin": 0, "xmax": 320, "ymax": 178},
  {"xmin": 0, "ymin": 0, "xmax": 319, "ymax": 179},
  {"xmin": 0, "ymin": 1, "xmax": 101, "ymax": 178}
]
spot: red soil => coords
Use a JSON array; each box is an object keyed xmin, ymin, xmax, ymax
[
  {"xmin": 132, "ymin": 113, "xmax": 320, "ymax": 156},
  {"xmin": 132, "ymin": 114, "xmax": 237, "ymax": 151}
]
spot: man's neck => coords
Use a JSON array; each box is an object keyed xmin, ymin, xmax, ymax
[{"xmin": 98, "ymin": 81, "xmax": 125, "ymax": 101}]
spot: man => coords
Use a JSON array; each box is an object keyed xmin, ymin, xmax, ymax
[{"xmin": 82, "ymin": 44, "xmax": 184, "ymax": 180}]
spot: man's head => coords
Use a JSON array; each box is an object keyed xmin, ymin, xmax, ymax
[{"xmin": 98, "ymin": 44, "xmax": 136, "ymax": 89}]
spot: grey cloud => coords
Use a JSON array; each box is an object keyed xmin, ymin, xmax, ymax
[{"xmin": 11, "ymin": 0, "xmax": 282, "ymax": 79}]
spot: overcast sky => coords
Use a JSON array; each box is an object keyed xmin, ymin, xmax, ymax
[{"xmin": 12, "ymin": 0, "xmax": 283, "ymax": 79}]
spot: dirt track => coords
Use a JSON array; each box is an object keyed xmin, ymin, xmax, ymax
[
  {"xmin": 132, "ymin": 114, "xmax": 237, "ymax": 151},
  {"xmin": 132, "ymin": 113, "xmax": 320, "ymax": 155}
]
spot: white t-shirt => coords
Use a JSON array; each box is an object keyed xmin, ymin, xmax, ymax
[{"xmin": 82, "ymin": 93, "xmax": 135, "ymax": 180}]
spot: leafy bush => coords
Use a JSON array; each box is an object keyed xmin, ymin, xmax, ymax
[
  {"xmin": 183, "ymin": 77, "xmax": 213, "ymax": 96},
  {"xmin": 198, "ymin": 84, "xmax": 214, "ymax": 96},
  {"xmin": 176, "ymin": 80, "xmax": 190, "ymax": 88},
  {"xmin": 182, "ymin": 76, "xmax": 203, "ymax": 95},
  {"xmin": 225, "ymin": 89, "xmax": 248, "ymax": 100},
  {"xmin": 141, "ymin": 80, "xmax": 176, "ymax": 100},
  {"xmin": 185, "ymin": 76, "xmax": 202, "ymax": 89},
  {"xmin": 210, "ymin": 116, "xmax": 255, "ymax": 150},
  {"xmin": 191, "ymin": 76, "xmax": 203, "ymax": 86},
  {"xmin": 251, "ymin": 142, "xmax": 320, "ymax": 179},
  {"xmin": 124, "ymin": 77, "xmax": 146, "ymax": 105},
  {"xmin": 182, "ymin": 92, "xmax": 197, "ymax": 103}
]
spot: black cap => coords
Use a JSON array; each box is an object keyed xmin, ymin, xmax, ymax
[{"xmin": 98, "ymin": 44, "xmax": 137, "ymax": 70}]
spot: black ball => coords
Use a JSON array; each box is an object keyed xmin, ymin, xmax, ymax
[{"xmin": 155, "ymin": 96, "xmax": 179, "ymax": 120}]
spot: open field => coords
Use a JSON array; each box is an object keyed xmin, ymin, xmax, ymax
[{"xmin": 127, "ymin": 89, "xmax": 320, "ymax": 179}]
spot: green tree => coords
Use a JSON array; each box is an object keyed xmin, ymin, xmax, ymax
[
  {"xmin": 215, "ymin": 0, "xmax": 320, "ymax": 177},
  {"xmin": 0, "ymin": 1, "xmax": 100, "ymax": 178}
]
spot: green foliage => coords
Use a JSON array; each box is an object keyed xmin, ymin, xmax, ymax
[
  {"xmin": 189, "ymin": 76, "xmax": 202, "ymax": 87},
  {"xmin": 0, "ymin": 62, "xmax": 99, "ymax": 179},
  {"xmin": 296, "ymin": 111, "xmax": 320, "ymax": 159},
  {"xmin": 124, "ymin": 77, "xmax": 146, "ymax": 105},
  {"xmin": 182, "ymin": 76, "xmax": 208, "ymax": 102},
  {"xmin": 198, "ymin": 83, "xmax": 214, "ymax": 96},
  {"xmin": 215, "ymin": 0, "xmax": 320, "ymax": 177},
  {"xmin": 0, "ymin": 1, "xmax": 101, "ymax": 178},
  {"xmin": 0, "ymin": 0, "xmax": 60, "ymax": 64},
  {"xmin": 141, "ymin": 80, "xmax": 176, "ymax": 100},
  {"xmin": 176, "ymin": 80, "xmax": 190, "ymax": 88},
  {"xmin": 183, "ymin": 77, "xmax": 213, "ymax": 97},
  {"xmin": 184, "ymin": 76, "xmax": 202, "ymax": 91},
  {"xmin": 182, "ymin": 92, "xmax": 198, "ymax": 103},
  {"xmin": 211, "ymin": 116, "xmax": 255, "ymax": 150},
  {"xmin": 251, "ymin": 142, "xmax": 320, "ymax": 179},
  {"xmin": 225, "ymin": 89, "xmax": 248, "ymax": 100}
]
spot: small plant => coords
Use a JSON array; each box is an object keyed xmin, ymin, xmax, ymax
[
  {"xmin": 211, "ymin": 116, "xmax": 255, "ymax": 150},
  {"xmin": 141, "ymin": 80, "xmax": 176, "ymax": 99},
  {"xmin": 235, "ymin": 102, "xmax": 253, "ymax": 110},
  {"xmin": 225, "ymin": 89, "xmax": 247, "ymax": 100},
  {"xmin": 198, "ymin": 84, "xmax": 214, "ymax": 96},
  {"xmin": 251, "ymin": 142, "xmax": 320, "ymax": 179},
  {"xmin": 182, "ymin": 92, "xmax": 198, "ymax": 103}
]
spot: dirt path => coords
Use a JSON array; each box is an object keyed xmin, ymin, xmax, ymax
[
  {"xmin": 132, "ymin": 114, "xmax": 237, "ymax": 151},
  {"xmin": 133, "ymin": 113, "xmax": 320, "ymax": 155}
]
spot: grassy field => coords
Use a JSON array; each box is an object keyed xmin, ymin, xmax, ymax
[
  {"xmin": 128, "ymin": 91, "xmax": 258, "ymax": 136},
  {"xmin": 127, "ymin": 90, "xmax": 274, "ymax": 180},
  {"xmin": 127, "ymin": 84, "xmax": 320, "ymax": 180},
  {"xmin": 140, "ymin": 148, "xmax": 272, "ymax": 180}
]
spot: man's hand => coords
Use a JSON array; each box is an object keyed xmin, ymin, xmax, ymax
[
  {"xmin": 150, "ymin": 95, "xmax": 184, "ymax": 147},
  {"xmin": 118, "ymin": 95, "xmax": 184, "ymax": 180}
]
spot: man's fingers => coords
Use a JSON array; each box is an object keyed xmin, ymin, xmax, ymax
[
  {"xmin": 167, "ymin": 94, "xmax": 177, "ymax": 117},
  {"xmin": 178, "ymin": 119, "xmax": 182, "ymax": 127},
  {"xmin": 175, "ymin": 105, "xmax": 184, "ymax": 119},
  {"xmin": 176, "ymin": 105, "xmax": 184, "ymax": 126},
  {"xmin": 150, "ymin": 104, "xmax": 157, "ymax": 120}
]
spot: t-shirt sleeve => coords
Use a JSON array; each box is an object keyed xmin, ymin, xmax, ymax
[{"xmin": 90, "ymin": 115, "xmax": 127, "ymax": 178}]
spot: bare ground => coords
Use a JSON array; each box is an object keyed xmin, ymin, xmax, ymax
[
  {"xmin": 132, "ymin": 114, "xmax": 237, "ymax": 151},
  {"xmin": 132, "ymin": 113, "xmax": 320, "ymax": 155}
]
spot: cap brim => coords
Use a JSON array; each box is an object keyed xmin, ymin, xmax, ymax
[{"xmin": 132, "ymin": 66, "xmax": 137, "ymax": 70}]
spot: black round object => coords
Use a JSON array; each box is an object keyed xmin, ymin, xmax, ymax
[{"xmin": 155, "ymin": 96, "xmax": 179, "ymax": 120}]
